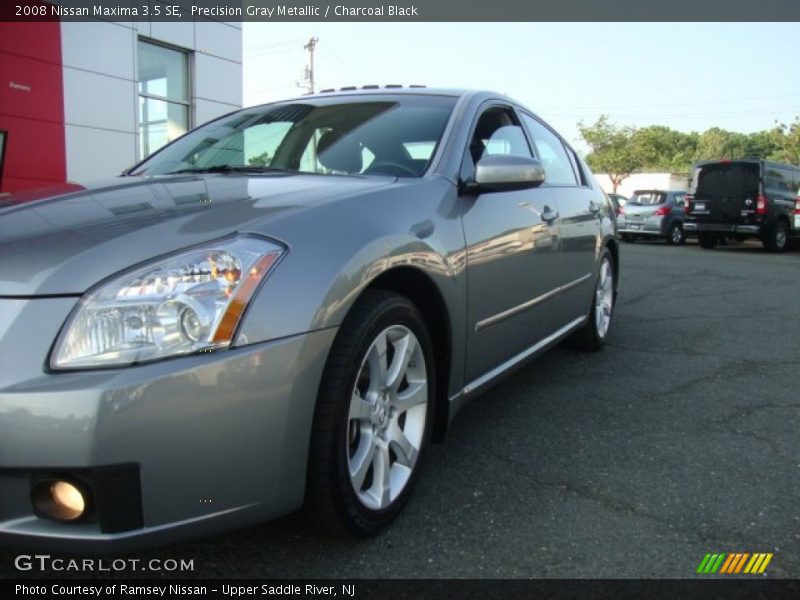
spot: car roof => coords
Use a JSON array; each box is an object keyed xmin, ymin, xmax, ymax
[
  {"xmin": 248, "ymin": 87, "xmax": 513, "ymax": 109},
  {"xmin": 694, "ymin": 158, "xmax": 800, "ymax": 171},
  {"xmin": 315, "ymin": 86, "xmax": 471, "ymax": 97}
]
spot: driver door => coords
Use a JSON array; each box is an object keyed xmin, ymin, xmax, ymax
[{"xmin": 460, "ymin": 104, "xmax": 565, "ymax": 383}]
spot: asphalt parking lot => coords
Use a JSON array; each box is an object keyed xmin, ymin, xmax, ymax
[{"xmin": 3, "ymin": 239, "xmax": 799, "ymax": 579}]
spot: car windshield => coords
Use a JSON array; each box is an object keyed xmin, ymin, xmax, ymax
[
  {"xmin": 129, "ymin": 95, "xmax": 457, "ymax": 178},
  {"xmin": 628, "ymin": 191, "xmax": 665, "ymax": 205}
]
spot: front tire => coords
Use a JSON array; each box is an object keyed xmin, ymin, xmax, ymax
[
  {"xmin": 306, "ymin": 290, "xmax": 435, "ymax": 537},
  {"xmin": 570, "ymin": 248, "xmax": 615, "ymax": 351}
]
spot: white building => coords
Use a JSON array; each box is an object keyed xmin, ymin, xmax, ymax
[
  {"xmin": 1, "ymin": 18, "xmax": 242, "ymax": 192},
  {"xmin": 594, "ymin": 172, "xmax": 691, "ymax": 199}
]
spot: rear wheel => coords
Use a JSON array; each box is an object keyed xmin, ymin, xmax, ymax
[
  {"xmin": 698, "ymin": 234, "xmax": 717, "ymax": 249},
  {"xmin": 306, "ymin": 290, "xmax": 434, "ymax": 537},
  {"xmin": 763, "ymin": 220, "xmax": 789, "ymax": 253},
  {"xmin": 666, "ymin": 222, "xmax": 685, "ymax": 245},
  {"xmin": 570, "ymin": 248, "xmax": 615, "ymax": 351}
]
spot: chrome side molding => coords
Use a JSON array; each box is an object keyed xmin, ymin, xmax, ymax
[{"xmin": 475, "ymin": 273, "xmax": 592, "ymax": 332}]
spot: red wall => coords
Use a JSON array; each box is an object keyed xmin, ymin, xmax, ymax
[{"xmin": 0, "ymin": 21, "xmax": 66, "ymax": 193}]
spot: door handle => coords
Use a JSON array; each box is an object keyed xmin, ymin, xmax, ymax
[
  {"xmin": 541, "ymin": 207, "xmax": 559, "ymax": 222},
  {"xmin": 519, "ymin": 202, "xmax": 558, "ymax": 223}
]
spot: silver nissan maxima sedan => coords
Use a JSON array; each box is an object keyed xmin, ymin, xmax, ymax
[{"xmin": 0, "ymin": 88, "xmax": 618, "ymax": 552}]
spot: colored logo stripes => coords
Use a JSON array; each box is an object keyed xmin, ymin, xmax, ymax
[{"xmin": 696, "ymin": 552, "xmax": 773, "ymax": 574}]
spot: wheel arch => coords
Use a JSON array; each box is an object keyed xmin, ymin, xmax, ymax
[
  {"xmin": 605, "ymin": 237, "xmax": 620, "ymax": 288},
  {"xmin": 360, "ymin": 267, "xmax": 453, "ymax": 443}
]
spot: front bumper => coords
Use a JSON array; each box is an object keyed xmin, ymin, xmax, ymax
[{"xmin": 0, "ymin": 297, "xmax": 336, "ymax": 553}]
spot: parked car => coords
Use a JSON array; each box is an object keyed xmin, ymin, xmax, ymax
[
  {"xmin": 617, "ymin": 189, "xmax": 687, "ymax": 244},
  {"xmin": 608, "ymin": 193, "xmax": 628, "ymax": 209},
  {"xmin": 684, "ymin": 159, "xmax": 800, "ymax": 252},
  {"xmin": 606, "ymin": 193, "xmax": 627, "ymax": 217},
  {"xmin": 0, "ymin": 87, "xmax": 618, "ymax": 552}
]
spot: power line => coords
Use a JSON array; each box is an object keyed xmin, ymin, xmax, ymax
[
  {"xmin": 545, "ymin": 105, "xmax": 800, "ymax": 120},
  {"xmin": 536, "ymin": 92, "xmax": 800, "ymax": 111},
  {"xmin": 247, "ymin": 38, "xmax": 307, "ymax": 51}
]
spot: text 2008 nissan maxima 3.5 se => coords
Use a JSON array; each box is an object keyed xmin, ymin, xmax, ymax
[{"xmin": 0, "ymin": 88, "xmax": 618, "ymax": 552}]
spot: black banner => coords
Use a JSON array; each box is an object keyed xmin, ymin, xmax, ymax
[
  {"xmin": 3, "ymin": 0, "xmax": 800, "ymax": 22},
  {"xmin": 4, "ymin": 579, "xmax": 800, "ymax": 600}
]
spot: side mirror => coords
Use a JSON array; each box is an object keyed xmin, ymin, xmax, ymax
[{"xmin": 471, "ymin": 154, "xmax": 545, "ymax": 193}]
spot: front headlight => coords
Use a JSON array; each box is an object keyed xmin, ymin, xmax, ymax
[{"xmin": 51, "ymin": 236, "xmax": 284, "ymax": 369}]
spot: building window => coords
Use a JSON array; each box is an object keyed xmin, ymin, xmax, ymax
[{"xmin": 137, "ymin": 40, "xmax": 190, "ymax": 159}]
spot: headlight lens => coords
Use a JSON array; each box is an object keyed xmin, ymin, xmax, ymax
[{"xmin": 51, "ymin": 236, "xmax": 284, "ymax": 369}]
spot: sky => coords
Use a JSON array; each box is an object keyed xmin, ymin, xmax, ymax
[{"xmin": 242, "ymin": 22, "xmax": 800, "ymax": 153}]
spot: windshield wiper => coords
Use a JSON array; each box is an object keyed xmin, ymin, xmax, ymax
[{"xmin": 168, "ymin": 165, "xmax": 294, "ymax": 175}]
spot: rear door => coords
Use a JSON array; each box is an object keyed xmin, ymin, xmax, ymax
[
  {"xmin": 519, "ymin": 112, "xmax": 598, "ymax": 327},
  {"xmin": 691, "ymin": 161, "xmax": 760, "ymax": 223}
]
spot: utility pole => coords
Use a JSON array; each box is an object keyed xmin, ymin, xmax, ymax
[{"xmin": 298, "ymin": 37, "xmax": 319, "ymax": 94}]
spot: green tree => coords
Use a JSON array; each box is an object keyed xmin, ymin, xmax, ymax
[
  {"xmin": 693, "ymin": 128, "xmax": 771, "ymax": 162},
  {"xmin": 579, "ymin": 118, "xmax": 799, "ymax": 182},
  {"xmin": 248, "ymin": 151, "xmax": 271, "ymax": 167},
  {"xmin": 745, "ymin": 130, "xmax": 778, "ymax": 160},
  {"xmin": 578, "ymin": 116, "xmax": 642, "ymax": 192},
  {"xmin": 632, "ymin": 126, "xmax": 697, "ymax": 173},
  {"xmin": 768, "ymin": 117, "xmax": 800, "ymax": 164},
  {"xmin": 694, "ymin": 127, "xmax": 731, "ymax": 161}
]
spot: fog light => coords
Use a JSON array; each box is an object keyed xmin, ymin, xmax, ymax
[{"xmin": 32, "ymin": 478, "xmax": 90, "ymax": 522}]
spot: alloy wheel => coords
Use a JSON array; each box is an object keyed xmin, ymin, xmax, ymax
[
  {"xmin": 670, "ymin": 224, "xmax": 683, "ymax": 244},
  {"xmin": 347, "ymin": 325, "xmax": 427, "ymax": 510},
  {"xmin": 595, "ymin": 258, "xmax": 614, "ymax": 338}
]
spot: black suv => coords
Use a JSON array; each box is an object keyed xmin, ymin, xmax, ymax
[{"xmin": 684, "ymin": 159, "xmax": 800, "ymax": 252}]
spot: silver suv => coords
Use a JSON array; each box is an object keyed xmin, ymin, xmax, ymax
[{"xmin": 0, "ymin": 88, "xmax": 618, "ymax": 551}]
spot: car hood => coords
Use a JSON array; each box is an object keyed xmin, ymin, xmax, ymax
[{"xmin": 0, "ymin": 174, "xmax": 392, "ymax": 296}]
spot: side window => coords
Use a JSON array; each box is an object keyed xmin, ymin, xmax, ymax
[
  {"xmin": 674, "ymin": 193, "xmax": 686, "ymax": 206},
  {"xmin": 779, "ymin": 168, "xmax": 796, "ymax": 194},
  {"xmin": 468, "ymin": 106, "xmax": 532, "ymax": 165},
  {"xmin": 520, "ymin": 113, "xmax": 578, "ymax": 187},
  {"xmin": 565, "ymin": 146, "xmax": 586, "ymax": 186},
  {"xmin": 765, "ymin": 168, "xmax": 791, "ymax": 194}
]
